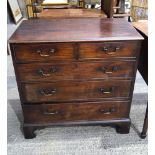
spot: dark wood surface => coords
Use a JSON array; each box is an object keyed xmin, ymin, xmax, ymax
[
  {"xmin": 141, "ymin": 106, "xmax": 148, "ymax": 138},
  {"xmin": 16, "ymin": 60, "xmax": 136, "ymax": 81},
  {"xmin": 12, "ymin": 43, "xmax": 74, "ymax": 62},
  {"xmin": 21, "ymin": 80, "xmax": 132, "ymax": 103},
  {"xmin": 133, "ymin": 22, "xmax": 148, "ymax": 85},
  {"xmin": 132, "ymin": 21, "xmax": 148, "ymax": 139},
  {"xmin": 79, "ymin": 41, "xmax": 141, "ymax": 59},
  {"xmin": 12, "ymin": 41, "xmax": 140, "ymax": 63},
  {"xmin": 23, "ymin": 101, "xmax": 130, "ymax": 124},
  {"xmin": 132, "ymin": 22, "xmax": 148, "ymax": 36},
  {"xmin": 36, "ymin": 0, "xmax": 113, "ymax": 19},
  {"xmin": 9, "ymin": 18, "xmax": 143, "ymax": 138},
  {"xmin": 37, "ymin": 9, "xmax": 107, "ymax": 19},
  {"xmin": 9, "ymin": 18, "xmax": 143, "ymax": 43},
  {"xmin": 101, "ymin": 0, "xmax": 114, "ymax": 18}
]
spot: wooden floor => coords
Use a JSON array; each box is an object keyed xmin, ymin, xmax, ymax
[{"xmin": 37, "ymin": 9, "xmax": 107, "ymax": 19}]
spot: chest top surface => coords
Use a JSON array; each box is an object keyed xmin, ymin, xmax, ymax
[{"xmin": 9, "ymin": 18, "xmax": 143, "ymax": 43}]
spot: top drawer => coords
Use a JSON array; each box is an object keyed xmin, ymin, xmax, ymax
[
  {"xmin": 12, "ymin": 43, "xmax": 74, "ymax": 63},
  {"xmin": 79, "ymin": 41, "xmax": 139, "ymax": 59},
  {"xmin": 11, "ymin": 41, "xmax": 140, "ymax": 63}
]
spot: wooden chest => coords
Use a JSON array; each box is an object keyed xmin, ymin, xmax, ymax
[{"xmin": 9, "ymin": 18, "xmax": 143, "ymax": 139}]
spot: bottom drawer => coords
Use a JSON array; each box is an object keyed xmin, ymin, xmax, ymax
[{"xmin": 23, "ymin": 101, "xmax": 130, "ymax": 124}]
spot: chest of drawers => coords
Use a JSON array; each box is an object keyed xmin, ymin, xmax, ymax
[{"xmin": 9, "ymin": 18, "xmax": 143, "ymax": 139}]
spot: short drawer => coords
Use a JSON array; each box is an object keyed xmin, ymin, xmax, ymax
[
  {"xmin": 21, "ymin": 80, "xmax": 132, "ymax": 103},
  {"xmin": 16, "ymin": 60, "xmax": 136, "ymax": 82},
  {"xmin": 79, "ymin": 41, "xmax": 140, "ymax": 59},
  {"xmin": 12, "ymin": 43, "xmax": 74, "ymax": 62},
  {"xmin": 23, "ymin": 101, "xmax": 130, "ymax": 124}
]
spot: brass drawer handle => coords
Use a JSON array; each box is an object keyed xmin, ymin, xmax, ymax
[
  {"xmin": 100, "ymin": 87, "xmax": 115, "ymax": 94},
  {"xmin": 101, "ymin": 47, "xmax": 120, "ymax": 55},
  {"xmin": 40, "ymin": 89, "xmax": 56, "ymax": 96},
  {"xmin": 115, "ymin": 47, "xmax": 120, "ymax": 51},
  {"xmin": 38, "ymin": 69, "xmax": 51, "ymax": 77},
  {"xmin": 43, "ymin": 110, "xmax": 59, "ymax": 115},
  {"xmin": 36, "ymin": 49, "xmax": 55, "ymax": 57},
  {"xmin": 102, "ymin": 47, "xmax": 108, "ymax": 52},
  {"xmin": 99, "ymin": 108, "xmax": 116, "ymax": 114},
  {"xmin": 37, "ymin": 67, "xmax": 58, "ymax": 77},
  {"xmin": 100, "ymin": 66, "xmax": 120, "ymax": 74}
]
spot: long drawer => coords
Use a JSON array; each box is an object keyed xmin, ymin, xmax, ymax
[
  {"xmin": 16, "ymin": 60, "xmax": 136, "ymax": 82},
  {"xmin": 21, "ymin": 80, "xmax": 132, "ymax": 103},
  {"xmin": 23, "ymin": 101, "xmax": 130, "ymax": 124},
  {"xmin": 12, "ymin": 41, "xmax": 139, "ymax": 63}
]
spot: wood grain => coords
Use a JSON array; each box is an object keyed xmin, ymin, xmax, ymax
[
  {"xmin": 12, "ymin": 41, "xmax": 141, "ymax": 63},
  {"xmin": 16, "ymin": 60, "xmax": 136, "ymax": 81},
  {"xmin": 9, "ymin": 18, "xmax": 143, "ymax": 43},
  {"xmin": 38, "ymin": 9, "xmax": 107, "ymax": 19},
  {"xmin": 12, "ymin": 43, "xmax": 74, "ymax": 62},
  {"xmin": 23, "ymin": 101, "xmax": 130, "ymax": 123},
  {"xmin": 79, "ymin": 41, "xmax": 140, "ymax": 59},
  {"xmin": 21, "ymin": 80, "xmax": 132, "ymax": 103},
  {"xmin": 9, "ymin": 18, "xmax": 143, "ymax": 138}
]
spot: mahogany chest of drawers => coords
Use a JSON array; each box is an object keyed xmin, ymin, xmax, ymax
[{"xmin": 9, "ymin": 18, "xmax": 143, "ymax": 139}]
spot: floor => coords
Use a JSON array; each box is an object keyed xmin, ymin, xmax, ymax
[{"xmin": 7, "ymin": 21, "xmax": 148, "ymax": 155}]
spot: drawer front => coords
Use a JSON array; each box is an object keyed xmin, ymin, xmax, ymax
[
  {"xmin": 23, "ymin": 101, "xmax": 130, "ymax": 124},
  {"xmin": 16, "ymin": 60, "xmax": 136, "ymax": 82},
  {"xmin": 21, "ymin": 80, "xmax": 132, "ymax": 103},
  {"xmin": 12, "ymin": 43, "xmax": 74, "ymax": 62},
  {"xmin": 79, "ymin": 41, "xmax": 139, "ymax": 59}
]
